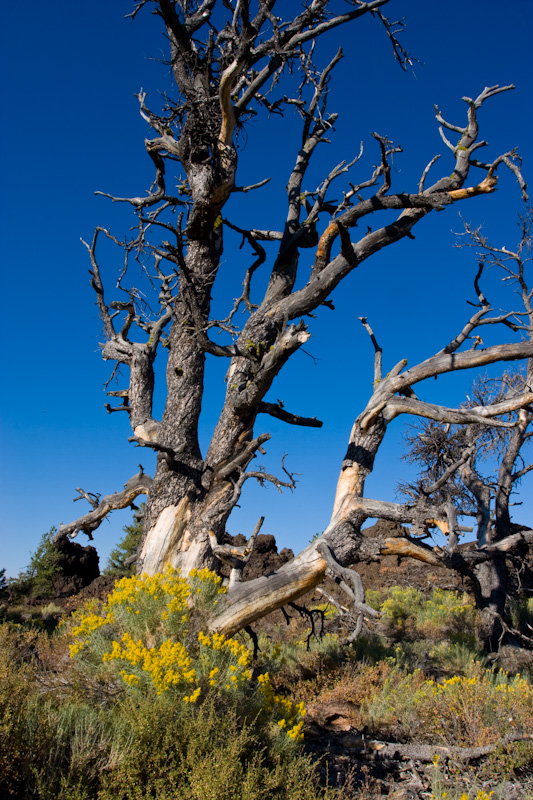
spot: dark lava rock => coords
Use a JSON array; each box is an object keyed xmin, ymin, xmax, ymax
[
  {"xmin": 52, "ymin": 539, "xmax": 100, "ymax": 597},
  {"xmin": 220, "ymin": 532, "xmax": 294, "ymax": 581},
  {"xmin": 76, "ymin": 574, "xmax": 119, "ymax": 601},
  {"xmin": 244, "ymin": 534, "xmax": 294, "ymax": 579},
  {"xmin": 356, "ymin": 520, "xmax": 468, "ymax": 594},
  {"xmin": 489, "ymin": 645, "xmax": 533, "ymax": 675}
]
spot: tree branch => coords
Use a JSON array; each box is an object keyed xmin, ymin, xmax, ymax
[
  {"xmin": 382, "ymin": 393, "xmax": 533, "ymax": 427},
  {"xmin": 54, "ymin": 470, "xmax": 153, "ymax": 541},
  {"xmin": 258, "ymin": 401, "xmax": 323, "ymax": 428},
  {"xmin": 214, "ymin": 432, "xmax": 271, "ymax": 481}
]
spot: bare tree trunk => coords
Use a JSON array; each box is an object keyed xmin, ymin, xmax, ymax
[
  {"xmin": 472, "ymin": 557, "xmax": 509, "ymax": 649},
  {"xmin": 139, "ymin": 230, "xmax": 224, "ymax": 573}
]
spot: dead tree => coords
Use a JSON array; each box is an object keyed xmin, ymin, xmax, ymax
[
  {"xmin": 55, "ymin": 0, "xmax": 533, "ymax": 638},
  {"xmin": 401, "ymin": 211, "xmax": 533, "ymax": 646}
]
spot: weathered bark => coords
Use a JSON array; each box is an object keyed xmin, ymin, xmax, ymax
[
  {"xmin": 348, "ymin": 732, "xmax": 533, "ymax": 763},
  {"xmin": 471, "ymin": 557, "xmax": 509, "ymax": 648},
  {"xmin": 140, "ymin": 242, "xmax": 223, "ymax": 573}
]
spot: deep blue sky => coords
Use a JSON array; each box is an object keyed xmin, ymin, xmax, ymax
[{"xmin": 1, "ymin": 1, "xmax": 532, "ymax": 577}]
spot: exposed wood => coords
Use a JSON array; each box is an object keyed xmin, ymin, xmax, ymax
[
  {"xmin": 483, "ymin": 528, "xmax": 533, "ymax": 553},
  {"xmin": 361, "ymin": 732, "xmax": 533, "ymax": 763},
  {"xmin": 448, "ymin": 172, "xmax": 498, "ymax": 200},
  {"xmin": 137, "ymin": 496, "xmax": 191, "ymax": 574},
  {"xmin": 210, "ymin": 545, "xmax": 328, "ymax": 636},
  {"xmin": 428, "ymin": 518, "xmax": 449, "ymax": 535},
  {"xmin": 380, "ymin": 537, "xmax": 442, "ymax": 566}
]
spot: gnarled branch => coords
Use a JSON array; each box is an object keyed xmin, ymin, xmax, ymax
[{"xmin": 55, "ymin": 470, "xmax": 153, "ymax": 542}]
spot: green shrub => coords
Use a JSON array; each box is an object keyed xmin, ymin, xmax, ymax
[
  {"xmin": 429, "ymin": 757, "xmax": 505, "ymax": 800},
  {"xmin": 0, "ymin": 625, "xmax": 36, "ymax": 797},
  {"xmin": 351, "ymin": 587, "xmax": 482, "ymax": 676},
  {"xmin": 98, "ymin": 695, "xmax": 334, "ymax": 800},
  {"xmin": 362, "ymin": 665, "xmax": 533, "ymax": 746},
  {"xmin": 378, "ymin": 586, "xmax": 480, "ymax": 644},
  {"xmin": 362, "ymin": 665, "xmax": 428, "ymax": 739},
  {"xmin": 68, "ymin": 568, "xmax": 306, "ymax": 741},
  {"xmin": 414, "ymin": 670, "xmax": 533, "ymax": 748},
  {"xmin": 348, "ymin": 633, "xmax": 390, "ymax": 664},
  {"xmin": 0, "ymin": 567, "xmax": 341, "ymax": 800},
  {"xmin": 10, "ymin": 527, "xmax": 63, "ymax": 599},
  {"xmin": 509, "ymin": 596, "xmax": 533, "ymax": 637}
]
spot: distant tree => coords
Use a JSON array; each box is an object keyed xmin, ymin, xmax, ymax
[
  {"xmin": 104, "ymin": 506, "xmax": 145, "ymax": 577},
  {"xmin": 402, "ymin": 369, "xmax": 533, "ymax": 646},
  {"xmin": 400, "ymin": 210, "xmax": 533, "ymax": 646},
  {"xmin": 14, "ymin": 528, "xmax": 63, "ymax": 599},
  {"xmin": 53, "ymin": 1, "xmax": 532, "ymax": 642}
]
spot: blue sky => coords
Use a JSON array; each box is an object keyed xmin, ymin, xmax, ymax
[{"xmin": 1, "ymin": 1, "xmax": 532, "ymax": 577}]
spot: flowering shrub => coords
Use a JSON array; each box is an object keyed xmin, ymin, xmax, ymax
[
  {"xmin": 430, "ymin": 754, "xmax": 496, "ymax": 800},
  {"xmin": 257, "ymin": 672, "xmax": 306, "ymax": 741},
  {"xmin": 377, "ymin": 586, "xmax": 480, "ymax": 643},
  {"xmin": 413, "ymin": 670, "xmax": 533, "ymax": 747},
  {"xmin": 431, "ymin": 780, "xmax": 495, "ymax": 800},
  {"xmin": 361, "ymin": 663, "xmax": 533, "ymax": 747},
  {"xmin": 68, "ymin": 567, "xmax": 305, "ymax": 741}
]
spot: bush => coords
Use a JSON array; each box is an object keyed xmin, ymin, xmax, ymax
[
  {"xmin": 3, "ymin": 577, "xmax": 532, "ymax": 799},
  {"xmin": 377, "ymin": 586, "xmax": 480, "ymax": 644},
  {"xmin": 0, "ymin": 568, "xmax": 341, "ymax": 800},
  {"xmin": 0, "ymin": 625, "xmax": 36, "ymax": 797},
  {"xmin": 68, "ymin": 567, "xmax": 306, "ymax": 741},
  {"xmin": 319, "ymin": 659, "xmax": 533, "ymax": 747},
  {"xmin": 98, "ymin": 695, "xmax": 332, "ymax": 800},
  {"xmin": 413, "ymin": 670, "xmax": 533, "ymax": 748},
  {"xmin": 509, "ymin": 596, "xmax": 533, "ymax": 639},
  {"xmin": 351, "ymin": 587, "xmax": 483, "ymax": 677}
]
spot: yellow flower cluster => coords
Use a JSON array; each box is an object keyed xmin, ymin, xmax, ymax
[
  {"xmin": 407, "ymin": 666, "xmax": 533, "ymax": 750},
  {"xmin": 432, "ymin": 675, "xmax": 477, "ymax": 695},
  {"xmin": 67, "ymin": 567, "xmax": 309, "ymax": 744},
  {"xmin": 198, "ymin": 630, "xmax": 250, "ymax": 664},
  {"xmin": 103, "ymin": 632, "xmax": 196, "ymax": 695},
  {"xmin": 494, "ymin": 672, "xmax": 531, "ymax": 696},
  {"xmin": 69, "ymin": 568, "xmax": 251, "ymax": 700},
  {"xmin": 432, "ymin": 789, "xmax": 493, "ymax": 800},
  {"xmin": 69, "ymin": 611, "xmax": 115, "ymax": 656},
  {"xmin": 429, "ymin": 671, "xmax": 531, "ymax": 702},
  {"xmin": 107, "ymin": 567, "xmax": 191, "ymax": 617},
  {"xmin": 183, "ymin": 686, "xmax": 201, "ymax": 704},
  {"xmin": 458, "ymin": 793, "xmax": 493, "ymax": 800},
  {"xmin": 257, "ymin": 672, "xmax": 306, "ymax": 741},
  {"xmin": 69, "ymin": 568, "xmax": 194, "ymax": 659},
  {"xmin": 188, "ymin": 567, "xmax": 227, "ymax": 607},
  {"xmin": 119, "ymin": 670, "xmax": 140, "ymax": 687},
  {"xmin": 197, "ymin": 630, "xmax": 252, "ymax": 688},
  {"xmin": 189, "ymin": 567, "xmax": 226, "ymax": 589}
]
